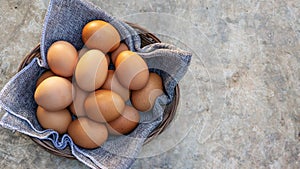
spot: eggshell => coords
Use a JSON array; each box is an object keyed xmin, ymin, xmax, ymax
[
  {"xmin": 36, "ymin": 106, "xmax": 72, "ymax": 134},
  {"xmin": 85, "ymin": 90, "xmax": 125, "ymax": 123},
  {"xmin": 82, "ymin": 20, "xmax": 120, "ymax": 53},
  {"xmin": 70, "ymin": 83, "xmax": 89, "ymax": 117},
  {"xmin": 68, "ymin": 117, "xmax": 108, "ymax": 149},
  {"xmin": 110, "ymin": 43, "xmax": 128, "ymax": 64},
  {"xmin": 131, "ymin": 73, "xmax": 164, "ymax": 112},
  {"xmin": 115, "ymin": 51, "xmax": 149, "ymax": 90},
  {"xmin": 101, "ymin": 70, "xmax": 130, "ymax": 101},
  {"xmin": 34, "ymin": 76, "xmax": 72, "ymax": 111},
  {"xmin": 75, "ymin": 49, "xmax": 108, "ymax": 91},
  {"xmin": 106, "ymin": 105, "xmax": 140, "ymax": 135},
  {"xmin": 79, "ymin": 48, "xmax": 110, "ymax": 66},
  {"xmin": 36, "ymin": 70, "xmax": 55, "ymax": 87},
  {"xmin": 47, "ymin": 41, "xmax": 78, "ymax": 77}
]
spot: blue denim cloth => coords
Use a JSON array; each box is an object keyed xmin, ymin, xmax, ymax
[{"xmin": 0, "ymin": 0, "xmax": 192, "ymax": 168}]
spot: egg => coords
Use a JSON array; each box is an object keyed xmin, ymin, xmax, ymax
[
  {"xmin": 47, "ymin": 41, "xmax": 78, "ymax": 77},
  {"xmin": 101, "ymin": 70, "xmax": 130, "ymax": 101},
  {"xmin": 110, "ymin": 43, "xmax": 128, "ymax": 64},
  {"xmin": 84, "ymin": 90, "xmax": 125, "ymax": 123},
  {"xmin": 36, "ymin": 70, "xmax": 55, "ymax": 87},
  {"xmin": 75, "ymin": 49, "xmax": 108, "ymax": 91},
  {"xmin": 106, "ymin": 105, "xmax": 140, "ymax": 135},
  {"xmin": 115, "ymin": 51, "xmax": 149, "ymax": 90},
  {"xmin": 79, "ymin": 48, "xmax": 110, "ymax": 66},
  {"xmin": 68, "ymin": 117, "xmax": 108, "ymax": 149},
  {"xmin": 36, "ymin": 106, "xmax": 72, "ymax": 134},
  {"xmin": 69, "ymin": 83, "xmax": 89, "ymax": 117},
  {"xmin": 82, "ymin": 20, "xmax": 120, "ymax": 53},
  {"xmin": 131, "ymin": 73, "xmax": 164, "ymax": 112},
  {"xmin": 34, "ymin": 76, "xmax": 72, "ymax": 111}
]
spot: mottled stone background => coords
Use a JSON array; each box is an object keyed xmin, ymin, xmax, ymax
[{"xmin": 0, "ymin": 0, "xmax": 299, "ymax": 168}]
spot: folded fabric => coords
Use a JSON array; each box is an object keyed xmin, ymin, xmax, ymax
[{"xmin": 0, "ymin": 0, "xmax": 192, "ymax": 168}]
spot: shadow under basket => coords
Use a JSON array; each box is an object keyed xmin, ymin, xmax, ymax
[{"xmin": 18, "ymin": 23, "xmax": 180, "ymax": 159}]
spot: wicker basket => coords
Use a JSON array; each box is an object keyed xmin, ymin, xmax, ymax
[{"xmin": 18, "ymin": 23, "xmax": 179, "ymax": 158}]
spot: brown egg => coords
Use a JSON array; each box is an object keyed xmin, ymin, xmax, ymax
[
  {"xmin": 69, "ymin": 83, "xmax": 89, "ymax": 117},
  {"xmin": 111, "ymin": 43, "xmax": 128, "ymax": 64},
  {"xmin": 101, "ymin": 70, "xmax": 130, "ymax": 101},
  {"xmin": 79, "ymin": 48, "xmax": 110, "ymax": 66},
  {"xmin": 36, "ymin": 70, "xmax": 55, "ymax": 87},
  {"xmin": 47, "ymin": 41, "xmax": 78, "ymax": 77},
  {"xmin": 68, "ymin": 117, "xmax": 108, "ymax": 149},
  {"xmin": 34, "ymin": 76, "xmax": 72, "ymax": 111},
  {"xmin": 75, "ymin": 49, "xmax": 108, "ymax": 91},
  {"xmin": 85, "ymin": 90, "xmax": 125, "ymax": 123},
  {"xmin": 115, "ymin": 51, "xmax": 149, "ymax": 90},
  {"xmin": 36, "ymin": 106, "xmax": 72, "ymax": 134},
  {"xmin": 131, "ymin": 73, "xmax": 164, "ymax": 112},
  {"xmin": 106, "ymin": 105, "xmax": 140, "ymax": 135},
  {"xmin": 82, "ymin": 20, "xmax": 120, "ymax": 53}
]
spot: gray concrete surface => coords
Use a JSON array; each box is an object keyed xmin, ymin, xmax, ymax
[{"xmin": 1, "ymin": 0, "xmax": 299, "ymax": 168}]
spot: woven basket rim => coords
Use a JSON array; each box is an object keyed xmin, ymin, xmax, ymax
[{"xmin": 19, "ymin": 22, "xmax": 180, "ymax": 158}]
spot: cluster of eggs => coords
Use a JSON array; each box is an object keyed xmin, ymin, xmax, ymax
[{"xmin": 34, "ymin": 20, "xmax": 164, "ymax": 149}]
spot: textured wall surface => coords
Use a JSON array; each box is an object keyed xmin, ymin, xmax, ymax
[{"xmin": 0, "ymin": 0, "xmax": 299, "ymax": 168}]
